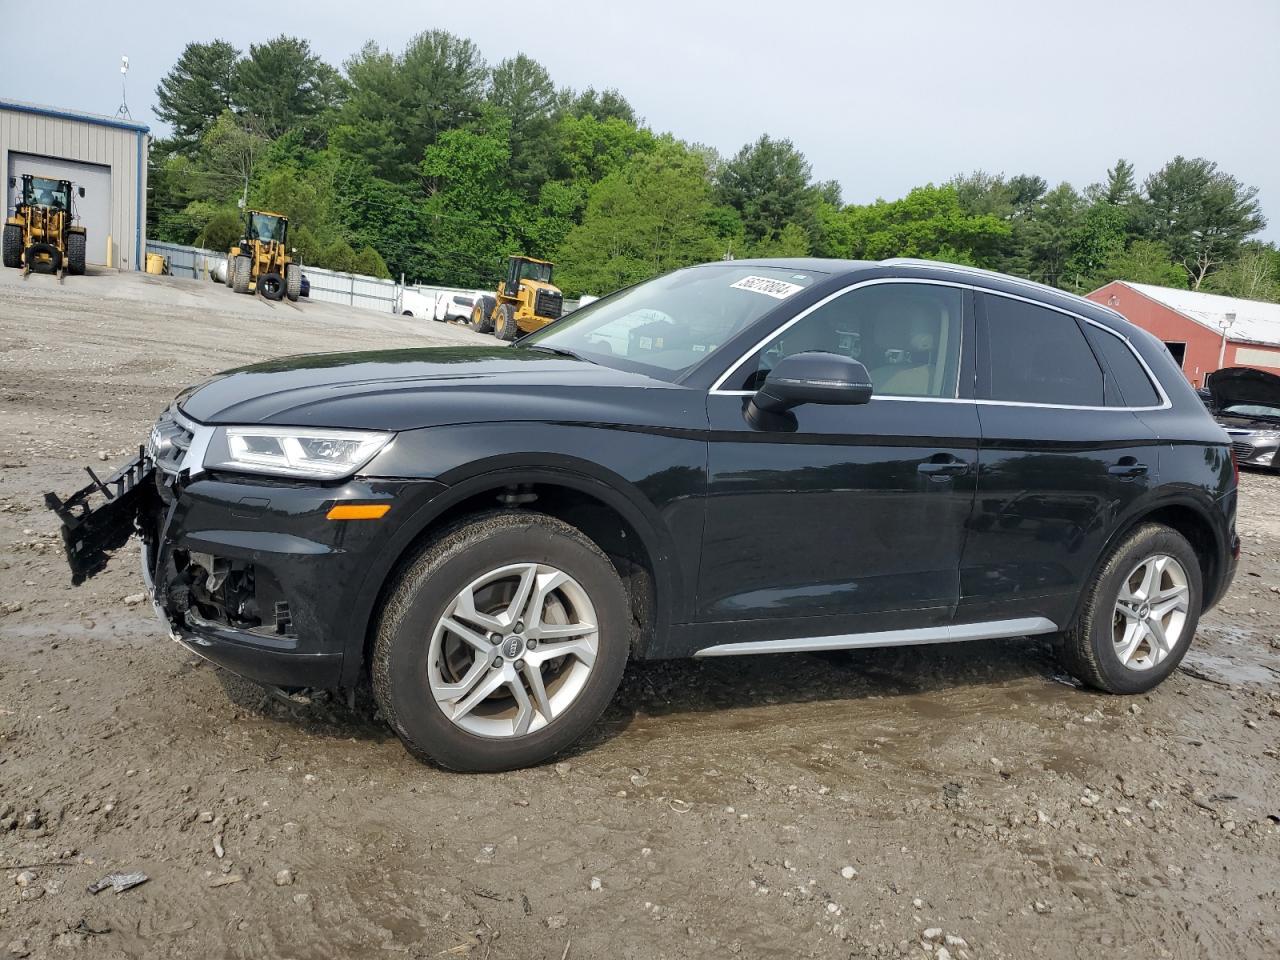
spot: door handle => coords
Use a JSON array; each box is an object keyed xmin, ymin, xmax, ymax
[
  {"xmin": 918, "ymin": 455, "xmax": 971, "ymax": 478},
  {"xmin": 1108, "ymin": 459, "xmax": 1148, "ymax": 478}
]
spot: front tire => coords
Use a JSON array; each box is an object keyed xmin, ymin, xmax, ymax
[
  {"xmin": 1059, "ymin": 523, "xmax": 1202, "ymax": 694},
  {"xmin": 285, "ymin": 263, "xmax": 301, "ymax": 301},
  {"xmin": 232, "ymin": 255, "xmax": 252, "ymax": 294},
  {"xmin": 2, "ymin": 224, "xmax": 21, "ymax": 268},
  {"xmin": 495, "ymin": 303, "xmax": 520, "ymax": 341},
  {"xmin": 372, "ymin": 511, "xmax": 630, "ymax": 771}
]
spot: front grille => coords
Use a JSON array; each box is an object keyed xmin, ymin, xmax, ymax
[
  {"xmin": 1232, "ymin": 440, "xmax": 1254, "ymax": 461},
  {"xmin": 534, "ymin": 289, "xmax": 563, "ymax": 320},
  {"xmin": 148, "ymin": 409, "xmax": 194, "ymax": 475}
]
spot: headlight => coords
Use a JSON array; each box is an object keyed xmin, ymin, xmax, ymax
[{"xmin": 206, "ymin": 426, "xmax": 393, "ymax": 479}]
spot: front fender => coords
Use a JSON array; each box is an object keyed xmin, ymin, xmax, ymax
[{"xmin": 338, "ymin": 420, "xmax": 708, "ymax": 684}]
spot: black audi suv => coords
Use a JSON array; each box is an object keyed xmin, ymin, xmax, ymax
[{"xmin": 49, "ymin": 258, "xmax": 1239, "ymax": 771}]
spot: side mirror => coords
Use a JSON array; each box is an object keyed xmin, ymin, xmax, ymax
[
  {"xmin": 78, "ymin": 186, "xmax": 85, "ymax": 197},
  {"xmin": 751, "ymin": 351, "xmax": 873, "ymax": 414}
]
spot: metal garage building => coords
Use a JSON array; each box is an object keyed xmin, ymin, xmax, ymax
[{"xmin": 0, "ymin": 99, "xmax": 149, "ymax": 271}]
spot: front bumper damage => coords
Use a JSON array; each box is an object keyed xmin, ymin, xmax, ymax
[{"xmin": 46, "ymin": 410, "xmax": 446, "ymax": 690}]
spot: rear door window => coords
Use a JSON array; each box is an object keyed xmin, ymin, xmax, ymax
[{"xmin": 981, "ymin": 294, "xmax": 1104, "ymax": 407}]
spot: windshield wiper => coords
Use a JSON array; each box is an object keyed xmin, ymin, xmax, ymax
[{"xmin": 522, "ymin": 344, "xmax": 594, "ymax": 363}]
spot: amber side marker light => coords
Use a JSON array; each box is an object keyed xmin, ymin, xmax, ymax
[{"xmin": 327, "ymin": 504, "xmax": 391, "ymax": 521}]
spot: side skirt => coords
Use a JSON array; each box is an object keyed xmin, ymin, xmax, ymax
[{"xmin": 691, "ymin": 617, "xmax": 1058, "ymax": 658}]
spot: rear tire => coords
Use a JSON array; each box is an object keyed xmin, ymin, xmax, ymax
[
  {"xmin": 1, "ymin": 224, "xmax": 20, "ymax": 268},
  {"xmin": 470, "ymin": 295, "xmax": 496, "ymax": 334},
  {"xmin": 1058, "ymin": 523, "xmax": 1202, "ymax": 694},
  {"xmin": 67, "ymin": 233, "xmax": 86, "ymax": 275},
  {"xmin": 496, "ymin": 303, "xmax": 520, "ymax": 341},
  {"xmin": 232, "ymin": 255, "xmax": 252, "ymax": 294},
  {"xmin": 372, "ymin": 511, "xmax": 630, "ymax": 771},
  {"xmin": 285, "ymin": 263, "xmax": 301, "ymax": 301}
]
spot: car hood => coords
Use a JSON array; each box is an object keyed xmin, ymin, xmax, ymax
[
  {"xmin": 1207, "ymin": 366, "xmax": 1280, "ymax": 410},
  {"xmin": 176, "ymin": 346, "xmax": 691, "ymax": 431}
]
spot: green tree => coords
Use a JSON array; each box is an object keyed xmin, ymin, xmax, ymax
[
  {"xmin": 234, "ymin": 36, "xmax": 345, "ymax": 140},
  {"xmin": 333, "ymin": 31, "xmax": 487, "ymax": 182},
  {"xmin": 715, "ymin": 135, "xmax": 820, "ymax": 246},
  {"xmin": 751, "ymin": 222, "xmax": 811, "ymax": 258},
  {"xmin": 1092, "ymin": 239, "xmax": 1187, "ymax": 288},
  {"xmin": 489, "ymin": 53, "xmax": 559, "ymax": 195},
  {"xmin": 200, "ymin": 110, "xmax": 269, "ymax": 208},
  {"xmin": 551, "ymin": 114, "xmax": 655, "ymax": 185},
  {"xmin": 1103, "ymin": 158, "xmax": 1139, "ymax": 205},
  {"xmin": 823, "ymin": 185, "xmax": 1010, "ymax": 264},
  {"xmin": 1064, "ymin": 201, "xmax": 1126, "ymax": 291},
  {"xmin": 1144, "ymin": 156, "xmax": 1266, "ymax": 288},
  {"xmin": 417, "ymin": 110, "xmax": 529, "ymax": 286},
  {"xmin": 566, "ymin": 87, "xmax": 636, "ymax": 124},
  {"xmin": 555, "ymin": 142, "xmax": 729, "ymax": 297},
  {"xmin": 1017, "ymin": 183, "xmax": 1084, "ymax": 286},
  {"xmin": 192, "ymin": 205, "xmax": 243, "ymax": 251},
  {"xmin": 1202, "ymin": 243, "xmax": 1280, "ymax": 302},
  {"xmin": 154, "ymin": 40, "xmax": 240, "ymax": 151}
]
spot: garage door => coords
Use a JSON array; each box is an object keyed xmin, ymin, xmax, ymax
[{"xmin": 6, "ymin": 152, "xmax": 112, "ymax": 265}]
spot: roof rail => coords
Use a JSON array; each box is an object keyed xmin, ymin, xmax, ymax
[{"xmin": 877, "ymin": 258, "xmax": 1127, "ymax": 323}]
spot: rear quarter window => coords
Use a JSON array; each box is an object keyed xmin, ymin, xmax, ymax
[{"xmin": 1084, "ymin": 326, "xmax": 1162, "ymax": 408}]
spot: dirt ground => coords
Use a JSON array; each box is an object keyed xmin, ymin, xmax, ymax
[{"xmin": 1, "ymin": 267, "xmax": 1277, "ymax": 960}]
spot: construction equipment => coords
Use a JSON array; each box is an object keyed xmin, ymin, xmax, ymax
[
  {"xmin": 470, "ymin": 255, "xmax": 563, "ymax": 341},
  {"xmin": 226, "ymin": 209, "xmax": 301, "ymax": 301},
  {"xmin": 3, "ymin": 174, "xmax": 87, "ymax": 280}
]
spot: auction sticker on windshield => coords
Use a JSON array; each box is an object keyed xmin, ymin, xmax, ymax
[{"xmin": 730, "ymin": 275, "xmax": 806, "ymax": 299}]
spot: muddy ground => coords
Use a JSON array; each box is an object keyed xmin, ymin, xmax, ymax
[{"xmin": 1, "ymin": 268, "xmax": 1277, "ymax": 960}]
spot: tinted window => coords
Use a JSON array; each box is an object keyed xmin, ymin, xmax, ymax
[
  {"xmin": 736, "ymin": 283, "xmax": 963, "ymax": 398},
  {"xmin": 1085, "ymin": 326, "xmax": 1161, "ymax": 407},
  {"xmin": 983, "ymin": 295, "xmax": 1103, "ymax": 406}
]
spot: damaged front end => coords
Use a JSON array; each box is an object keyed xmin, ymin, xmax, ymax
[
  {"xmin": 43, "ymin": 405, "xmax": 407, "ymax": 691},
  {"xmin": 44, "ymin": 449, "xmax": 156, "ymax": 585}
]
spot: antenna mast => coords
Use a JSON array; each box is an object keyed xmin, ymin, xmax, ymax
[{"xmin": 115, "ymin": 56, "xmax": 132, "ymax": 120}]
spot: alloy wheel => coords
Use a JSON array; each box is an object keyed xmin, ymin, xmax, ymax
[
  {"xmin": 1112, "ymin": 554, "xmax": 1191, "ymax": 671},
  {"xmin": 427, "ymin": 563, "xmax": 599, "ymax": 737}
]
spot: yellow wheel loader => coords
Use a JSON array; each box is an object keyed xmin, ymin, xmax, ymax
[
  {"xmin": 3, "ymin": 174, "xmax": 87, "ymax": 280},
  {"xmin": 470, "ymin": 255, "xmax": 563, "ymax": 341},
  {"xmin": 227, "ymin": 209, "xmax": 301, "ymax": 301}
]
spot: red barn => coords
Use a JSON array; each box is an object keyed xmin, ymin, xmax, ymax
[{"xmin": 1086, "ymin": 281, "xmax": 1280, "ymax": 387}]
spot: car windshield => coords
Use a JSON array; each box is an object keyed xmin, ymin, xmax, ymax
[
  {"xmin": 249, "ymin": 214, "xmax": 286, "ymax": 243},
  {"xmin": 1223, "ymin": 403, "xmax": 1280, "ymax": 420},
  {"xmin": 521, "ymin": 265, "xmax": 819, "ymax": 380},
  {"xmin": 26, "ymin": 176, "xmax": 68, "ymax": 210}
]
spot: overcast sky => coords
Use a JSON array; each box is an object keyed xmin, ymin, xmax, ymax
[{"xmin": 4, "ymin": 0, "xmax": 1277, "ymax": 240}]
